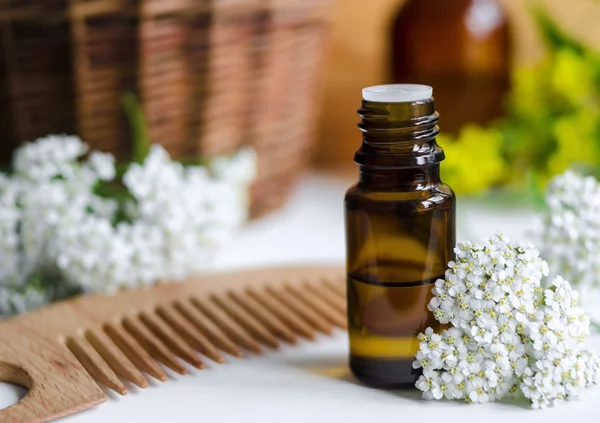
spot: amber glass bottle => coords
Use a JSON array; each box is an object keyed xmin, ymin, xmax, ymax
[
  {"xmin": 345, "ymin": 84, "xmax": 455, "ymax": 388},
  {"xmin": 391, "ymin": 0, "xmax": 510, "ymax": 134}
]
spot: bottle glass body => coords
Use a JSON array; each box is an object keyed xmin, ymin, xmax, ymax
[
  {"xmin": 345, "ymin": 96, "xmax": 455, "ymax": 388},
  {"xmin": 391, "ymin": 0, "xmax": 510, "ymax": 134}
]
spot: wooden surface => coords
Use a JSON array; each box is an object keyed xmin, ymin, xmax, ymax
[{"xmin": 0, "ymin": 265, "xmax": 345, "ymax": 423}]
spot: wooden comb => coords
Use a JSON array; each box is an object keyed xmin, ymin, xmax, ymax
[{"xmin": 0, "ymin": 265, "xmax": 345, "ymax": 423}]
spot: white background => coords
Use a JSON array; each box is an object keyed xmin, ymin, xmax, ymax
[{"xmin": 1, "ymin": 172, "xmax": 599, "ymax": 422}]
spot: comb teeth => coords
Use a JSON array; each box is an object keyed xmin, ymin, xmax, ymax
[
  {"xmin": 84, "ymin": 329, "xmax": 149, "ymax": 389},
  {"xmin": 156, "ymin": 305, "xmax": 225, "ymax": 363},
  {"xmin": 103, "ymin": 321, "xmax": 169, "ymax": 382},
  {"xmin": 191, "ymin": 296, "xmax": 263, "ymax": 354},
  {"xmin": 65, "ymin": 335, "xmax": 128, "ymax": 396},
  {"xmin": 64, "ymin": 278, "xmax": 347, "ymax": 395},
  {"xmin": 123, "ymin": 315, "xmax": 189, "ymax": 375},
  {"xmin": 174, "ymin": 299, "xmax": 244, "ymax": 358},
  {"xmin": 229, "ymin": 290, "xmax": 298, "ymax": 344},
  {"xmin": 211, "ymin": 293, "xmax": 280, "ymax": 349},
  {"xmin": 247, "ymin": 287, "xmax": 317, "ymax": 340}
]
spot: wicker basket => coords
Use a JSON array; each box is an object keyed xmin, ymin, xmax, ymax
[
  {"xmin": 0, "ymin": 0, "xmax": 332, "ymax": 216},
  {"xmin": 0, "ymin": 0, "xmax": 76, "ymax": 163}
]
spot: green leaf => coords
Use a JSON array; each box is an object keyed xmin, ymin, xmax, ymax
[
  {"xmin": 530, "ymin": 4, "xmax": 585, "ymax": 54},
  {"xmin": 177, "ymin": 155, "xmax": 210, "ymax": 167},
  {"xmin": 121, "ymin": 91, "xmax": 150, "ymax": 163},
  {"xmin": 525, "ymin": 170, "xmax": 547, "ymax": 211},
  {"xmin": 594, "ymin": 117, "xmax": 600, "ymax": 163}
]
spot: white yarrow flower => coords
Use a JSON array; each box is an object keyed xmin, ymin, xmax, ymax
[
  {"xmin": 0, "ymin": 135, "xmax": 256, "ymax": 318},
  {"xmin": 414, "ymin": 234, "xmax": 600, "ymax": 408},
  {"xmin": 540, "ymin": 171, "xmax": 600, "ymax": 321}
]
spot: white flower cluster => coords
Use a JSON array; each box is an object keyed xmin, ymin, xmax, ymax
[
  {"xmin": 0, "ymin": 172, "xmax": 47, "ymax": 316},
  {"xmin": 0, "ymin": 135, "xmax": 256, "ymax": 318},
  {"xmin": 414, "ymin": 234, "xmax": 600, "ymax": 408},
  {"xmin": 540, "ymin": 170, "xmax": 600, "ymax": 318}
]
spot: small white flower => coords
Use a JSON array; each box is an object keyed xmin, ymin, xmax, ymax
[
  {"xmin": 87, "ymin": 151, "xmax": 116, "ymax": 181},
  {"xmin": 468, "ymin": 387, "xmax": 490, "ymax": 403},
  {"xmin": 0, "ymin": 136, "xmax": 256, "ymax": 319},
  {"xmin": 415, "ymin": 233, "xmax": 600, "ymax": 408},
  {"xmin": 540, "ymin": 171, "xmax": 600, "ymax": 321}
]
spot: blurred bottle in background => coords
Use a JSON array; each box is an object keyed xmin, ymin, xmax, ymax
[{"xmin": 391, "ymin": 0, "xmax": 511, "ymax": 134}]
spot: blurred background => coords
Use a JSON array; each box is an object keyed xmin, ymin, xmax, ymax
[
  {"xmin": 2, "ymin": 0, "xmax": 600, "ymax": 211},
  {"xmin": 317, "ymin": 0, "xmax": 600, "ymax": 202},
  {"xmin": 3, "ymin": 1, "xmax": 600, "ymax": 414}
]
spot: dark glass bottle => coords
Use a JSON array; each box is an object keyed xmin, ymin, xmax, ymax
[
  {"xmin": 391, "ymin": 0, "xmax": 510, "ymax": 134},
  {"xmin": 345, "ymin": 84, "xmax": 455, "ymax": 388}
]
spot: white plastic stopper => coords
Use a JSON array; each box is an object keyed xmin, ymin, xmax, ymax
[{"xmin": 362, "ymin": 84, "xmax": 433, "ymax": 103}]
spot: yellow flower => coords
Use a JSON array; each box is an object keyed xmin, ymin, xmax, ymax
[
  {"xmin": 510, "ymin": 65, "xmax": 548, "ymax": 119},
  {"xmin": 551, "ymin": 48, "xmax": 595, "ymax": 106},
  {"xmin": 440, "ymin": 124, "xmax": 506, "ymax": 195},
  {"xmin": 547, "ymin": 110, "xmax": 599, "ymax": 176}
]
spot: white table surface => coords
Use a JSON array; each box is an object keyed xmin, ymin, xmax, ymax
[{"xmin": 1, "ymin": 172, "xmax": 599, "ymax": 422}]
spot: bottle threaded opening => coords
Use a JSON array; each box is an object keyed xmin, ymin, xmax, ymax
[{"xmin": 355, "ymin": 90, "xmax": 444, "ymax": 168}]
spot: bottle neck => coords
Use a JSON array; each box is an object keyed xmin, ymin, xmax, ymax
[
  {"xmin": 354, "ymin": 98, "xmax": 444, "ymax": 170},
  {"xmin": 359, "ymin": 165, "xmax": 441, "ymax": 189}
]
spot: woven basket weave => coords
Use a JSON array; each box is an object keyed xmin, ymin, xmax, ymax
[{"xmin": 0, "ymin": 0, "xmax": 332, "ymax": 216}]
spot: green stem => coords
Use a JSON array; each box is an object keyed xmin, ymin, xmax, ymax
[{"xmin": 121, "ymin": 91, "xmax": 150, "ymax": 163}]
